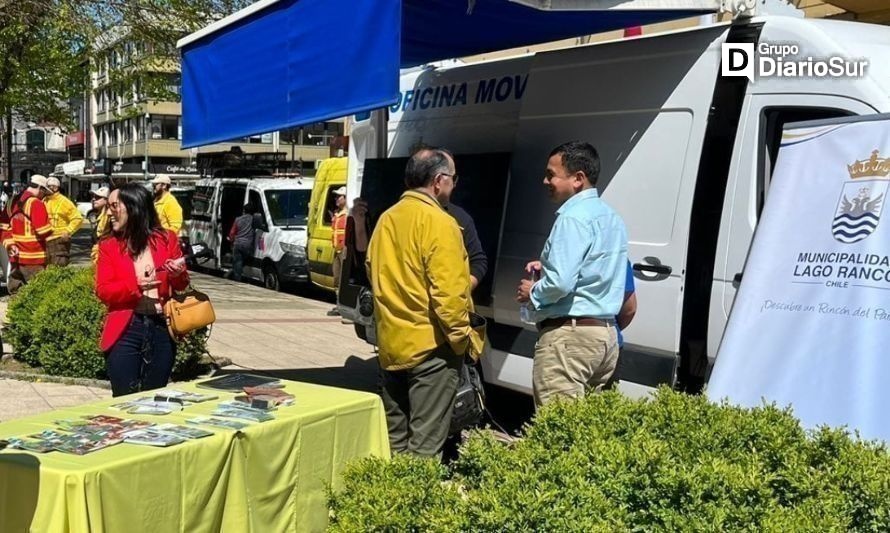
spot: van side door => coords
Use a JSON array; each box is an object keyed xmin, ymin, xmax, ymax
[
  {"xmin": 189, "ymin": 183, "xmax": 221, "ymax": 268},
  {"xmin": 308, "ymin": 184, "xmax": 343, "ymax": 290},
  {"xmin": 708, "ymin": 95, "xmax": 875, "ymax": 363}
]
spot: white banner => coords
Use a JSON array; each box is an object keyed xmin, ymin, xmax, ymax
[{"xmin": 709, "ymin": 115, "xmax": 890, "ymax": 442}]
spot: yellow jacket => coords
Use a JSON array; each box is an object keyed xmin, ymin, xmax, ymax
[
  {"xmin": 154, "ymin": 191, "xmax": 183, "ymax": 233},
  {"xmin": 90, "ymin": 207, "xmax": 111, "ymax": 263},
  {"xmin": 367, "ymin": 190, "xmax": 482, "ymax": 371},
  {"xmin": 44, "ymin": 193, "xmax": 83, "ymax": 239}
]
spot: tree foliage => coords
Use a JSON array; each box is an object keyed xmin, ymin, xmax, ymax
[{"xmin": 0, "ymin": 0, "xmax": 252, "ymax": 127}]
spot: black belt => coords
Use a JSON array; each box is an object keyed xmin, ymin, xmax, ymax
[{"xmin": 538, "ymin": 316, "xmax": 614, "ymax": 330}]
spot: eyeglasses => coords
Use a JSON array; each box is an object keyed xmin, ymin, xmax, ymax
[
  {"xmin": 438, "ymin": 172, "xmax": 459, "ymax": 185},
  {"xmin": 109, "ymin": 201, "xmax": 121, "ymax": 210}
]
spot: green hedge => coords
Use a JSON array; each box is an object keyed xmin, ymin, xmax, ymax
[
  {"xmin": 5, "ymin": 266, "xmax": 78, "ymax": 366},
  {"xmin": 5, "ymin": 266, "xmax": 208, "ymax": 380},
  {"xmin": 328, "ymin": 389, "xmax": 890, "ymax": 532}
]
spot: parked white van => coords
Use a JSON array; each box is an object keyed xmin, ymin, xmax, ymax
[
  {"xmin": 188, "ymin": 176, "xmax": 313, "ymax": 290},
  {"xmin": 341, "ymin": 15, "xmax": 890, "ymax": 395}
]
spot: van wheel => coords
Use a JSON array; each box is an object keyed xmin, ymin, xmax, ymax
[{"xmin": 263, "ymin": 265, "xmax": 281, "ymax": 292}]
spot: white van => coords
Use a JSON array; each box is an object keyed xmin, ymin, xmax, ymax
[
  {"xmin": 188, "ymin": 176, "xmax": 313, "ymax": 290},
  {"xmin": 341, "ymin": 15, "xmax": 890, "ymax": 395}
]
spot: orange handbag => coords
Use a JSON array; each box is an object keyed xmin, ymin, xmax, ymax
[{"xmin": 164, "ymin": 286, "xmax": 216, "ymax": 338}]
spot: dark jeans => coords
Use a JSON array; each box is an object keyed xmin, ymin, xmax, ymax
[
  {"xmin": 380, "ymin": 345, "xmax": 462, "ymax": 458},
  {"xmin": 229, "ymin": 245, "xmax": 252, "ymax": 282},
  {"xmin": 106, "ymin": 314, "xmax": 176, "ymax": 397}
]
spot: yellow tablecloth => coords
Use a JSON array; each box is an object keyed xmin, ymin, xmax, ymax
[{"xmin": 0, "ymin": 378, "xmax": 390, "ymax": 532}]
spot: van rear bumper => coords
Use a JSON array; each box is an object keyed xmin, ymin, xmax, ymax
[{"xmin": 278, "ymin": 252, "xmax": 310, "ymax": 283}]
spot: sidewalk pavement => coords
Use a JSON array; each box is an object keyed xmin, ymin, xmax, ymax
[{"xmin": 0, "ymin": 265, "xmax": 379, "ymax": 423}]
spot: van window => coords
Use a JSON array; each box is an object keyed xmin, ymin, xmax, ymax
[
  {"xmin": 758, "ymin": 108, "xmax": 853, "ymax": 217},
  {"xmin": 248, "ymin": 190, "xmax": 262, "ymax": 216},
  {"xmin": 265, "ymin": 189, "xmax": 311, "ymax": 227},
  {"xmin": 322, "ymin": 185, "xmax": 341, "ymax": 225},
  {"xmin": 171, "ymin": 189, "xmax": 193, "ymax": 221},
  {"xmin": 191, "ymin": 186, "xmax": 215, "ymax": 220}
]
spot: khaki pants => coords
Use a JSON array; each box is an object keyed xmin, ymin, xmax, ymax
[
  {"xmin": 331, "ymin": 248, "xmax": 346, "ymax": 295},
  {"xmin": 7, "ymin": 264, "xmax": 45, "ymax": 295},
  {"xmin": 380, "ymin": 345, "xmax": 462, "ymax": 458},
  {"xmin": 533, "ymin": 322, "xmax": 619, "ymax": 407},
  {"xmin": 46, "ymin": 236, "xmax": 71, "ymax": 267}
]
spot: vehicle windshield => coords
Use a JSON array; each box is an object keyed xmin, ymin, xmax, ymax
[{"xmin": 265, "ymin": 189, "xmax": 311, "ymax": 227}]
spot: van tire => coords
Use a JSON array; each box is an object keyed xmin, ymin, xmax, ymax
[{"xmin": 263, "ymin": 265, "xmax": 281, "ymax": 292}]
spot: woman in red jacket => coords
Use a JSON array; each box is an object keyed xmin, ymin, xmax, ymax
[{"xmin": 96, "ymin": 183, "xmax": 189, "ymax": 397}]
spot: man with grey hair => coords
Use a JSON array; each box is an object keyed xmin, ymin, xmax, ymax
[{"xmin": 367, "ymin": 148, "xmax": 483, "ymax": 458}]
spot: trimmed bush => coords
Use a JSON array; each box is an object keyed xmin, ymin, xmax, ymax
[
  {"xmin": 6, "ymin": 266, "xmax": 208, "ymax": 380},
  {"xmin": 328, "ymin": 389, "xmax": 890, "ymax": 532},
  {"xmin": 5, "ymin": 266, "xmax": 78, "ymax": 366},
  {"xmin": 32, "ymin": 267, "xmax": 106, "ymax": 378}
]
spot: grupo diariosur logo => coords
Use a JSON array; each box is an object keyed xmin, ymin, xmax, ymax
[{"xmin": 721, "ymin": 42, "xmax": 868, "ymax": 81}]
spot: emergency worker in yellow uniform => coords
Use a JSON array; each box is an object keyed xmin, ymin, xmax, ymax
[
  {"xmin": 152, "ymin": 174, "xmax": 183, "ymax": 233},
  {"xmin": 44, "ymin": 176, "xmax": 83, "ymax": 266}
]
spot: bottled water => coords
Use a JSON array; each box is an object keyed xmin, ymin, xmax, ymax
[
  {"xmin": 519, "ymin": 301, "xmax": 536, "ymax": 325},
  {"xmin": 519, "ymin": 268, "xmax": 540, "ymax": 325}
]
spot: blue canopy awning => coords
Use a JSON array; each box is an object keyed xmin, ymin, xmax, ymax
[{"xmin": 178, "ymin": 0, "xmax": 716, "ymax": 148}]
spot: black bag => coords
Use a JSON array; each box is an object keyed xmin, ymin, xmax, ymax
[{"xmin": 450, "ymin": 359, "xmax": 485, "ymax": 435}]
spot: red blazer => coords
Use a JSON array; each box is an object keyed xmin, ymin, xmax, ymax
[{"xmin": 96, "ymin": 230, "xmax": 189, "ymax": 352}]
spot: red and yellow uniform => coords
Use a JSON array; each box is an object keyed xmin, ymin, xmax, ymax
[
  {"xmin": 1, "ymin": 191, "xmax": 53, "ymax": 265},
  {"xmin": 332, "ymin": 208, "xmax": 347, "ymax": 251}
]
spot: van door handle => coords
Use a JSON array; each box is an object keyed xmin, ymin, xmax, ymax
[
  {"xmin": 732, "ymin": 272, "xmax": 743, "ymax": 287},
  {"xmin": 316, "ymin": 247, "xmax": 323, "ymax": 253},
  {"xmin": 633, "ymin": 263, "xmax": 672, "ymax": 275}
]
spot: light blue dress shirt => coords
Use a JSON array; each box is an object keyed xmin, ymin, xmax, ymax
[{"xmin": 530, "ymin": 188, "xmax": 628, "ymax": 321}]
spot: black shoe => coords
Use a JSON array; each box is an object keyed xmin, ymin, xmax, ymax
[{"xmin": 326, "ymin": 307, "xmax": 340, "ymax": 317}]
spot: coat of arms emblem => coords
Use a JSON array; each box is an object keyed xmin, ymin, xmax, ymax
[{"xmin": 833, "ymin": 150, "xmax": 890, "ymax": 244}]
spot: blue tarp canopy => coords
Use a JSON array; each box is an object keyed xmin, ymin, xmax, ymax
[{"xmin": 178, "ymin": 0, "xmax": 716, "ymax": 148}]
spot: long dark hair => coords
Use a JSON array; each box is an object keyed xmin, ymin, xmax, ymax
[{"xmin": 115, "ymin": 182, "xmax": 164, "ymax": 257}]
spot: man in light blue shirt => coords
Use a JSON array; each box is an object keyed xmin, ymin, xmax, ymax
[{"xmin": 516, "ymin": 141, "xmax": 628, "ymax": 407}]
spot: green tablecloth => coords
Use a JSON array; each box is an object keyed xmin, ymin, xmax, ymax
[{"xmin": 0, "ymin": 379, "xmax": 390, "ymax": 532}]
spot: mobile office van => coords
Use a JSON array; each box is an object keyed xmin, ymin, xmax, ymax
[
  {"xmin": 188, "ymin": 177, "xmax": 313, "ymax": 290},
  {"xmin": 340, "ymin": 16, "xmax": 890, "ymax": 395},
  {"xmin": 306, "ymin": 157, "xmax": 348, "ymax": 292}
]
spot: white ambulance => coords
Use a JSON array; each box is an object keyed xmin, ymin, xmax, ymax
[{"xmin": 341, "ymin": 15, "xmax": 890, "ymax": 395}]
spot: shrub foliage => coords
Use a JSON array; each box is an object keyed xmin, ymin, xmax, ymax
[
  {"xmin": 328, "ymin": 389, "xmax": 890, "ymax": 532},
  {"xmin": 5, "ymin": 266, "xmax": 207, "ymax": 380}
]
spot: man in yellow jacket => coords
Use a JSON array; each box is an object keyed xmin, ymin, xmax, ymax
[
  {"xmin": 89, "ymin": 186, "xmax": 111, "ymax": 263},
  {"xmin": 367, "ymin": 148, "xmax": 483, "ymax": 458},
  {"xmin": 44, "ymin": 176, "xmax": 83, "ymax": 266},
  {"xmin": 152, "ymin": 174, "xmax": 183, "ymax": 233}
]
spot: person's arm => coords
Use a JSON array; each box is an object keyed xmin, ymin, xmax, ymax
[
  {"xmin": 165, "ymin": 231, "xmax": 190, "ymax": 291},
  {"xmin": 62, "ymin": 198, "xmax": 84, "ymax": 236},
  {"xmin": 95, "ymin": 243, "xmax": 141, "ymax": 307},
  {"xmin": 617, "ymin": 261, "xmax": 637, "ymax": 330},
  {"xmin": 27, "ymin": 199, "xmax": 54, "ymax": 241},
  {"xmin": 617, "ymin": 292, "xmax": 637, "ymax": 330},
  {"xmin": 352, "ymin": 199, "xmax": 370, "ymax": 253},
  {"xmin": 166, "ymin": 198, "xmax": 183, "ymax": 233},
  {"xmin": 530, "ymin": 216, "xmax": 590, "ymax": 309},
  {"xmin": 426, "ymin": 220, "xmax": 482, "ymax": 358},
  {"xmin": 461, "ymin": 215, "xmax": 487, "ymax": 290}
]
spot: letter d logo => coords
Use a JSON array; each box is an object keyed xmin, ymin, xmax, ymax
[{"xmin": 721, "ymin": 43, "xmax": 755, "ymax": 82}]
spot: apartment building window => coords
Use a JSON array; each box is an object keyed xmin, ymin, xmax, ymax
[
  {"xmin": 121, "ymin": 119, "xmax": 132, "ymax": 143},
  {"xmin": 152, "ymin": 115, "xmax": 179, "ymax": 140},
  {"xmin": 109, "ymin": 123, "xmax": 118, "ymax": 145},
  {"xmin": 111, "ymin": 49, "xmax": 120, "ymax": 69},
  {"xmin": 166, "ymin": 74, "xmax": 181, "ymax": 97},
  {"xmin": 137, "ymin": 116, "xmax": 146, "ymax": 141},
  {"xmin": 134, "ymin": 78, "xmax": 143, "ymax": 101},
  {"xmin": 25, "ymin": 130, "xmax": 45, "ymax": 151},
  {"xmin": 97, "ymin": 90, "xmax": 106, "ymax": 112}
]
